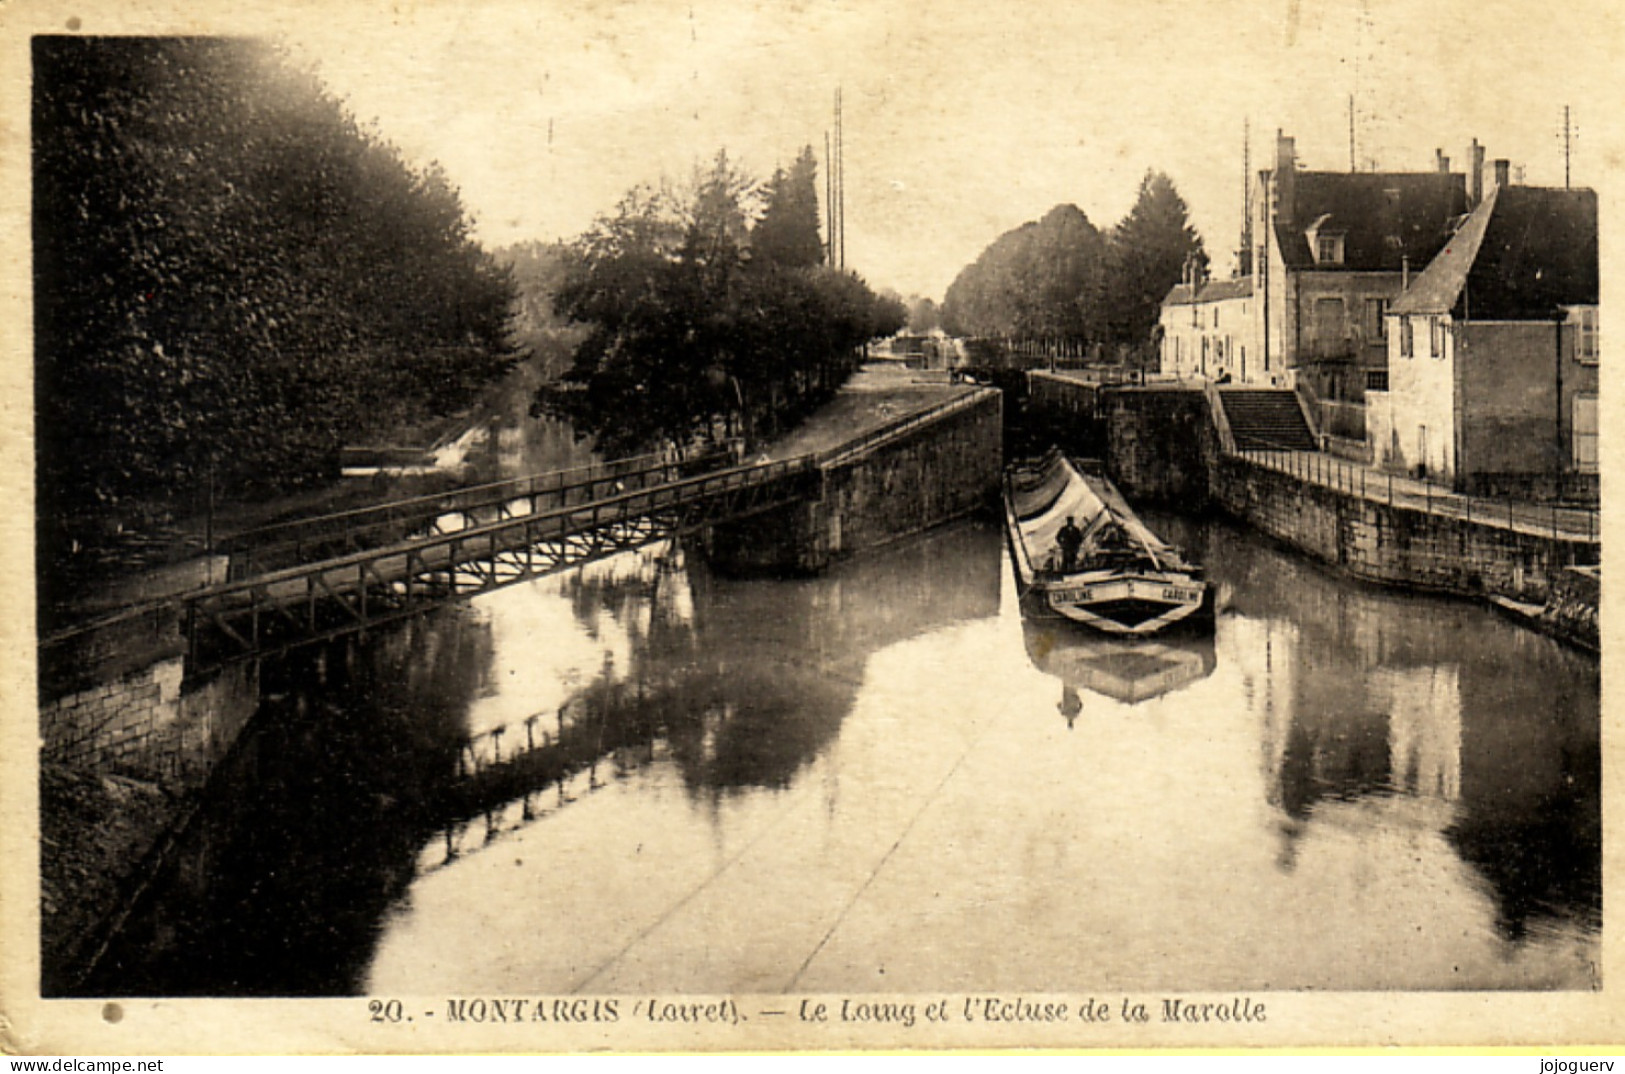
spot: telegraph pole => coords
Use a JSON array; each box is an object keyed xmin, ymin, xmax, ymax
[
  {"xmin": 1348, "ymin": 94, "xmax": 1356, "ymax": 173},
  {"xmin": 834, "ymin": 86, "xmax": 845, "ymax": 270},
  {"xmin": 1563, "ymin": 104, "xmax": 1572, "ymax": 189},
  {"xmin": 1240, "ymin": 117, "xmax": 1252, "ymax": 274},
  {"xmin": 824, "ymin": 129, "xmax": 834, "ymax": 265}
]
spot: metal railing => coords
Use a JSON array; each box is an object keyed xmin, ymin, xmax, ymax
[
  {"xmin": 178, "ymin": 455, "xmax": 822, "ymax": 673},
  {"xmin": 219, "ymin": 447, "xmax": 734, "ymax": 574},
  {"xmin": 200, "ymin": 390, "xmax": 995, "ymax": 617},
  {"xmin": 815, "ymin": 387, "xmax": 996, "ymax": 468},
  {"xmin": 1231, "ymin": 447, "xmax": 1599, "ymax": 546},
  {"xmin": 191, "ymin": 456, "xmax": 819, "ymax": 609},
  {"xmin": 44, "ymin": 394, "xmax": 992, "ymax": 656}
]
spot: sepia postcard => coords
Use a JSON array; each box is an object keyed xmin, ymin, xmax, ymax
[{"xmin": 2, "ymin": 0, "xmax": 1621, "ymax": 1055}]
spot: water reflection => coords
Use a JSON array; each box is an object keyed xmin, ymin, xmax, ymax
[
  {"xmin": 1187, "ymin": 515, "xmax": 1600, "ymax": 952},
  {"xmin": 1022, "ymin": 621, "xmax": 1217, "ymax": 713},
  {"xmin": 81, "ymin": 522, "xmax": 1001, "ymax": 996},
  {"xmin": 79, "ymin": 510, "xmax": 1598, "ymax": 996},
  {"xmin": 80, "ymin": 603, "xmax": 495, "ymax": 996}
]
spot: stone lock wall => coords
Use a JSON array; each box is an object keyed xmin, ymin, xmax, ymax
[
  {"xmin": 1027, "ymin": 374, "xmax": 1597, "ymax": 614},
  {"xmin": 1100, "ymin": 387, "xmax": 1217, "ymax": 506},
  {"xmin": 820, "ymin": 391, "xmax": 1003, "ymax": 560},
  {"xmin": 40, "ymin": 658, "xmax": 260, "ymax": 786},
  {"xmin": 1025, "ymin": 373, "xmax": 1106, "ymax": 459},
  {"xmin": 707, "ymin": 390, "xmax": 1003, "ymax": 574},
  {"xmin": 1211, "ymin": 455, "xmax": 1596, "ymax": 604}
]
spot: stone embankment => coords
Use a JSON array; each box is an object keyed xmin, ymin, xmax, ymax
[{"xmin": 706, "ymin": 367, "xmax": 1003, "ymax": 573}]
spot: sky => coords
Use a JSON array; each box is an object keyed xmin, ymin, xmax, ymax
[{"xmin": 34, "ymin": 0, "xmax": 1625, "ymax": 300}]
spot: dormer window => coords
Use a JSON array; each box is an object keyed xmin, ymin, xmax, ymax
[{"xmin": 1305, "ymin": 213, "xmax": 1345, "ymax": 265}]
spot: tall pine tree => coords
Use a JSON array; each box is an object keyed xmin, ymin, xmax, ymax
[
  {"xmin": 1104, "ymin": 171, "xmax": 1206, "ymax": 349},
  {"xmin": 752, "ymin": 145, "xmax": 823, "ymax": 269}
]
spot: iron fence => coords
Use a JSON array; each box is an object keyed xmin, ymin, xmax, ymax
[{"xmin": 1232, "ymin": 447, "xmax": 1599, "ymax": 547}]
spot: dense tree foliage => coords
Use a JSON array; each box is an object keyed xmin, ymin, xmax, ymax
[
  {"xmin": 1101, "ymin": 171, "xmax": 1208, "ymax": 347},
  {"xmin": 496, "ymin": 239, "xmax": 585, "ymax": 380},
  {"xmin": 940, "ymin": 204, "xmax": 1105, "ymax": 343},
  {"xmin": 906, "ymin": 295, "xmax": 941, "ymax": 334},
  {"xmin": 751, "ymin": 146, "xmax": 824, "ymax": 270},
  {"xmin": 939, "ymin": 173, "xmax": 1205, "ymax": 362},
  {"xmin": 34, "ymin": 37, "xmax": 515, "ymax": 530},
  {"xmin": 538, "ymin": 148, "xmax": 904, "ymax": 457}
]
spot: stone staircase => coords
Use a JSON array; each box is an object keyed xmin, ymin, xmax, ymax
[{"xmin": 1218, "ymin": 390, "xmax": 1318, "ymax": 451}]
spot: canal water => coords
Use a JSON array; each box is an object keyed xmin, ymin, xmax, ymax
[{"xmin": 83, "ymin": 512, "xmax": 1600, "ymax": 996}]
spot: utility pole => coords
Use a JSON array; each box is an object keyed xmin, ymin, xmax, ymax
[
  {"xmin": 834, "ymin": 86, "xmax": 845, "ymax": 270},
  {"xmin": 1348, "ymin": 94, "xmax": 1356, "ymax": 173},
  {"xmin": 1240, "ymin": 117, "xmax": 1252, "ymax": 275},
  {"xmin": 1563, "ymin": 104, "xmax": 1572, "ymax": 189},
  {"xmin": 824, "ymin": 129, "xmax": 834, "ymax": 265}
]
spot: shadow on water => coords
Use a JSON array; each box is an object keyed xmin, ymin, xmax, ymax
[
  {"xmin": 75, "ymin": 607, "xmax": 493, "ymax": 997},
  {"xmin": 74, "ymin": 499, "xmax": 1597, "ymax": 995},
  {"xmin": 1163, "ymin": 509, "xmax": 1600, "ymax": 947},
  {"xmin": 1021, "ymin": 622, "xmax": 1217, "ymax": 716},
  {"xmin": 77, "ymin": 520, "xmax": 1002, "ymax": 997}
]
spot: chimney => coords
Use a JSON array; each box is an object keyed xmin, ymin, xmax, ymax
[
  {"xmin": 1435, "ymin": 148, "xmax": 1448, "ymax": 173},
  {"xmin": 1493, "ymin": 158, "xmax": 1511, "ymax": 188},
  {"xmin": 1470, "ymin": 138, "xmax": 1485, "ymax": 204},
  {"xmin": 1275, "ymin": 130, "xmax": 1297, "ymax": 226}
]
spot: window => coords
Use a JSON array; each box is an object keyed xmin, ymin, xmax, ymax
[
  {"xmin": 1366, "ymin": 369, "xmax": 1389, "ymax": 392},
  {"xmin": 1315, "ymin": 233, "xmax": 1345, "ymax": 265},
  {"xmin": 1573, "ymin": 306, "xmax": 1599, "ymax": 364},
  {"xmin": 1401, "ymin": 317, "xmax": 1414, "ymax": 357},
  {"xmin": 1365, "ymin": 298, "xmax": 1389, "ymax": 339},
  {"xmin": 1311, "ymin": 297, "xmax": 1346, "ymax": 356},
  {"xmin": 1430, "ymin": 316, "xmax": 1446, "ymax": 358},
  {"xmin": 1214, "ymin": 306, "xmax": 1220, "ymax": 329},
  {"xmin": 1574, "ymin": 394, "xmax": 1598, "ymax": 472}
]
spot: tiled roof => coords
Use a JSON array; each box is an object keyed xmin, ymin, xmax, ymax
[
  {"xmin": 1161, "ymin": 276, "xmax": 1253, "ymax": 307},
  {"xmin": 1392, "ymin": 185, "xmax": 1597, "ymax": 318},
  {"xmin": 1389, "ymin": 187, "xmax": 1495, "ymax": 315},
  {"xmin": 1275, "ymin": 171, "xmax": 1468, "ymax": 272}
]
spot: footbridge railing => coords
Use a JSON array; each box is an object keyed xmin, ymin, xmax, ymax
[
  {"xmin": 220, "ymin": 446, "xmax": 734, "ymax": 577},
  {"xmin": 181, "ymin": 455, "xmax": 818, "ymax": 675}
]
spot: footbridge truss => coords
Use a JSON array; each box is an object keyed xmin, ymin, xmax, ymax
[{"xmin": 181, "ymin": 456, "xmax": 819, "ymax": 675}]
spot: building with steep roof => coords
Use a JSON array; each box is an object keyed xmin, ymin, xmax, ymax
[
  {"xmin": 1248, "ymin": 132, "xmax": 1470, "ymax": 440},
  {"xmin": 1367, "ymin": 174, "xmax": 1598, "ymax": 500}
]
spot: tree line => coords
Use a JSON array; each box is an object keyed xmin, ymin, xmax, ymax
[
  {"xmin": 34, "ymin": 36, "xmax": 516, "ymax": 537},
  {"xmin": 940, "ymin": 171, "xmax": 1206, "ymax": 362},
  {"xmin": 535, "ymin": 147, "xmax": 907, "ymax": 457}
]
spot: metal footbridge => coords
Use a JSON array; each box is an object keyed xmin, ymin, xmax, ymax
[{"xmin": 182, "ymin": 449, "xmax": 819, "ymax": 673}]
